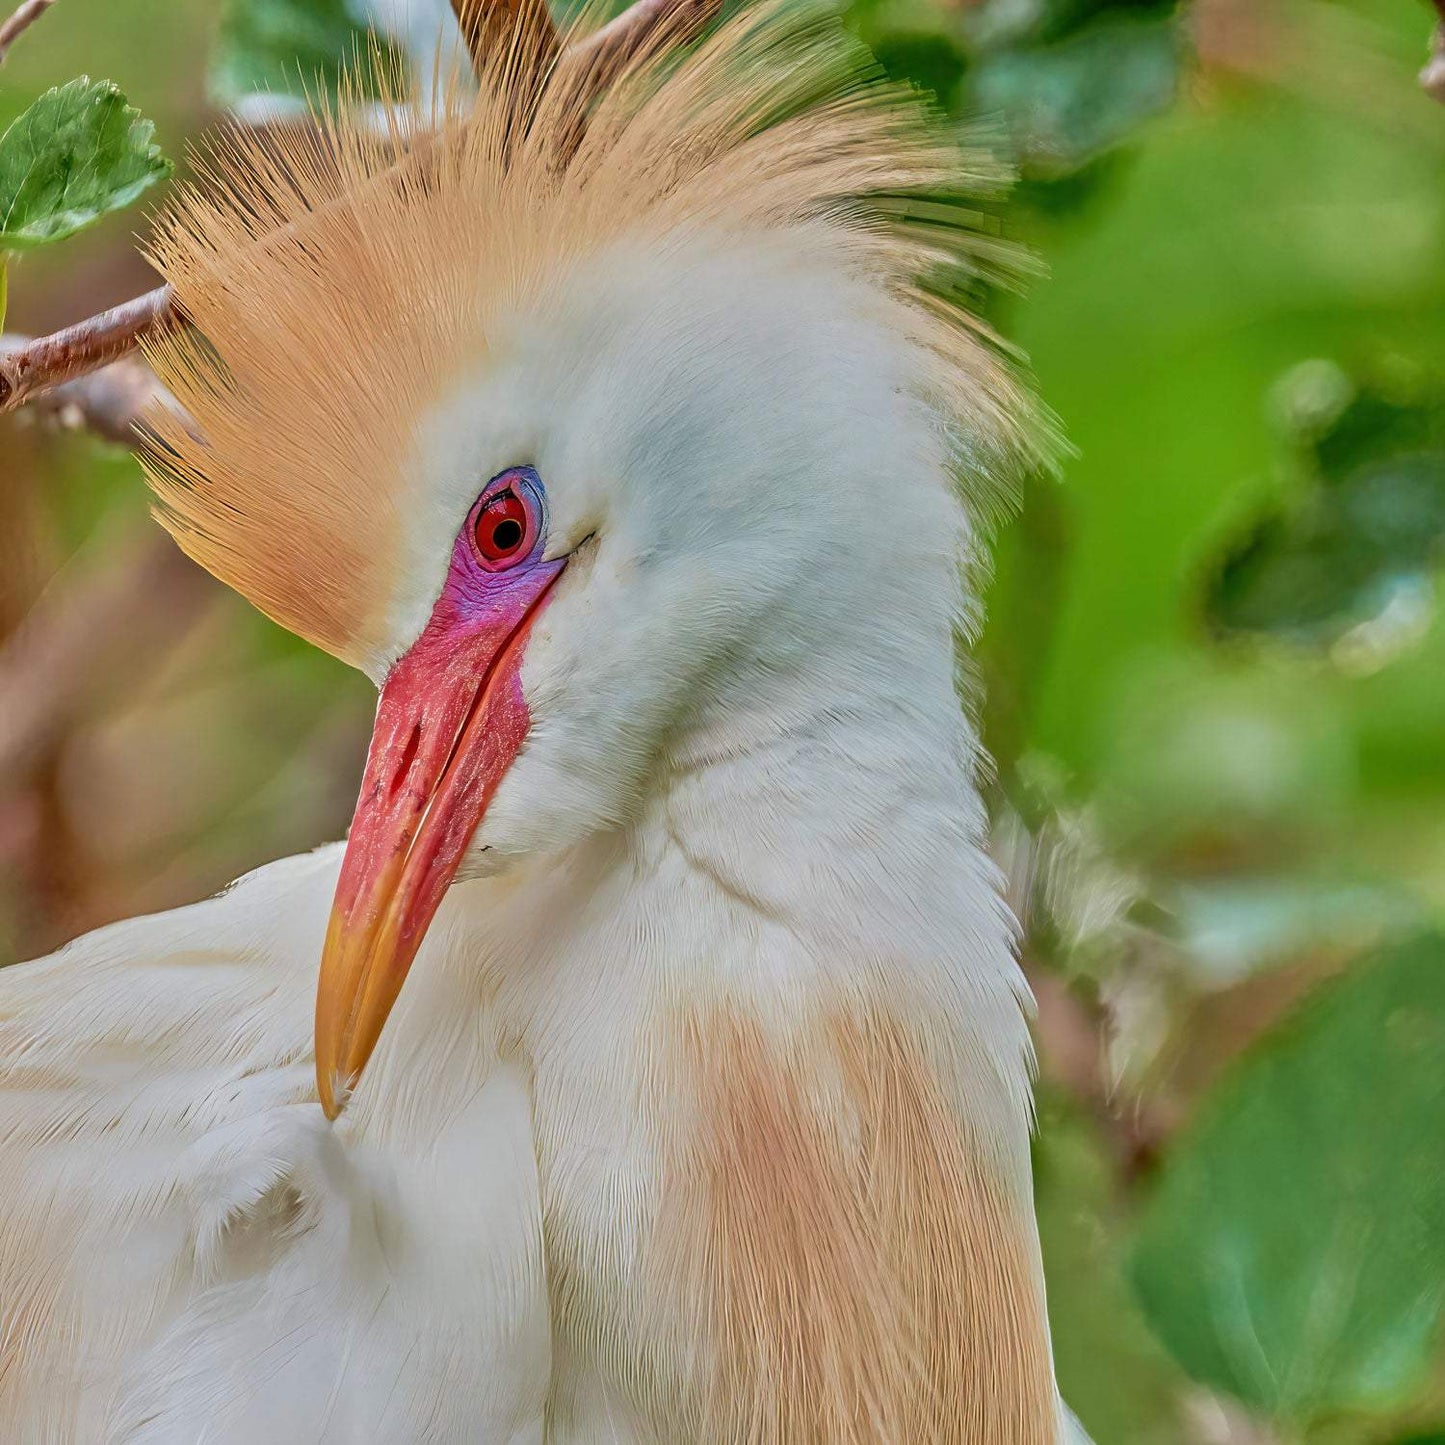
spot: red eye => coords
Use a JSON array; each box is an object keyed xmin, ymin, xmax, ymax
[{"xmin": 473, "ymin": 489, "xmax": 531, "ymax": 566}]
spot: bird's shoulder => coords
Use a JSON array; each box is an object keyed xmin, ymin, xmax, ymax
[
  {"xmin": 0, "ymin": 848, "xmax": 332, "ymax": 1436},
  {"xmin": 0, "ymin": 843, "xmax": 342, "ymax": 1192},
  {"xmin": 0, "ymin": 844, "xmax": 550, "ymax": 1442},
  {"xmin": 2, "ymin": 840, "xmax": 341, "ymax": 1039}
]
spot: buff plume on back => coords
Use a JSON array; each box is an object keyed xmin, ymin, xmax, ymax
[{"xmin": 141, "ymin": 0, "xmax": 1037, "ymax": 669}]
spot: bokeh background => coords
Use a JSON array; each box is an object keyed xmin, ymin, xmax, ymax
[{"xmin": 2, "ymin": 0, "xmax": 1444, "ymax": 1440}]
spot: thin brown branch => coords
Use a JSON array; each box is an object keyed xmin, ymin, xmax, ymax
[
  {"xmin": 2, "ymin": 348, "xmax": 179, "ymax": 445},
  {"xmin": 450, "ymin": 0, "xmax": 560, "ymax": 79},
  {"xmin": 0, "ymin": 0, "xmax": 716, "ymax": 429},
  {"xmin": 0, "ymin": 285, "xmax": 177, "ymax": 415},
  {"xmin": 0, "ymin": 0, "xmax": 56, "ymax": 66}
]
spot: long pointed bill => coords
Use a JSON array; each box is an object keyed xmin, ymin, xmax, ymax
[{"xmin": 316, "ymin": 560, "xmax": 563, "ymax": 1118}]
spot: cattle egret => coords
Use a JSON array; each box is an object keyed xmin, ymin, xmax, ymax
[{"xmin": 0, "ymin": 2, "xmax": 1092, "ymax": 1439}]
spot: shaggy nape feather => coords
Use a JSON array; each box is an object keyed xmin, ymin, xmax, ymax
[{"xmin": 140, "ymin": 0, "xmax": 1042, "ymax": 669}]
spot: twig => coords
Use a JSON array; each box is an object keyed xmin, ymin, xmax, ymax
[
  {"xmin": 450, "ymin": 0, "xmax": 560, "ymax": 79},
  {"xmin": 2, "ymin": 345, "xmax": 179, "ymax": 444},
  {"xmin": 0, "ymin": 285, "xmax": 177, "ymax": 415},
  {"xmin": 0, "ymin": 0, "xmax": 717, "ymax": 425},
  {"xmin": 0, "ymin": 0, "xmax": 56, "ymax": 66}
]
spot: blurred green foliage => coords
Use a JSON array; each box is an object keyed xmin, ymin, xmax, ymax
[
  {"xmin": 1206, "ymin": 364, "xmax": 1445, "ymax": 655},
  {"xmin": 1134, "ymin": 934, "xmax": 1445, "ymax": 1422},
  {"xmin": 848, "ymin": 0, "xmax": 1186, "ymax": 184},
  {"xmin": 211, "ymin": 0, "xmax": 406, "ymax": 106},
  {"xmin": 3, "ymin": 0, "xmax": 1445, "ymax": 1441},
  {"xmin": 972, "ymin": 15, "xmax": 1181, "ymax": 175}
]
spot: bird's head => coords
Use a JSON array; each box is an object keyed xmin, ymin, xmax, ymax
[{"xmin": 140, "ymin": 0, "xmax": 1042, "ymax": 1116}]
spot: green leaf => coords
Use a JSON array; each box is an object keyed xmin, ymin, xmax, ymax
[
  {"xmin": 1205, "ymin": 499, "xmax": 1437, "ymax": 652},
  {"xmin": 1131, "ymin": 934, "xmax": 1445, "ymax": 1422},
  {"xmin": 965, "ymin": 0, "xmax": 1178, "ymax": 50},
  {"xmin": 211, "ymin": 0, "xmax": 404, "ymax": 107},
  {"xmin": 844, "ymin": 0, "xmax": 972, "ymax": 104},
  {"xmin": 969, "ymin": 15, "xmax": 1180, "ymax": 176},
  {"xmin": 1204, "ymin": 372, "xmax": 1445, "ymax": 656},
  {"xmin": 0, "ymin": 79, "xmax": 171, "ymax": 250},
  {"xmin": 1313, "ymin": 391, "xmax": 1445, "ymax": 486}
]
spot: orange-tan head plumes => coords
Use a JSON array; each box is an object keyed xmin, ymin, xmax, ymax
[{"xmin": 140, "ymin": 0, "xmax": 1041, "ymax": 671}]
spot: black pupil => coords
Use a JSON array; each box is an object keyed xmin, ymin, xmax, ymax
[{"xmin": 490, "ymin": 517, "xmax": 523, "ymax": 551}]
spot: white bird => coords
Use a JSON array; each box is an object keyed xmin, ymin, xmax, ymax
[{"xmin": 0, "ymin": 3, "xmax": 1091, "ymax": 1440}]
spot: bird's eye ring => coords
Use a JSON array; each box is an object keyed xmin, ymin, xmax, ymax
[{"xmin": 471, "ymin": 479, "xmax": 538, "ymax": 570}]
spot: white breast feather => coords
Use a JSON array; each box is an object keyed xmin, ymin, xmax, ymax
[{"xmin": 0, "ymin": 847, "xmax": 549, "ymax": 1443}]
